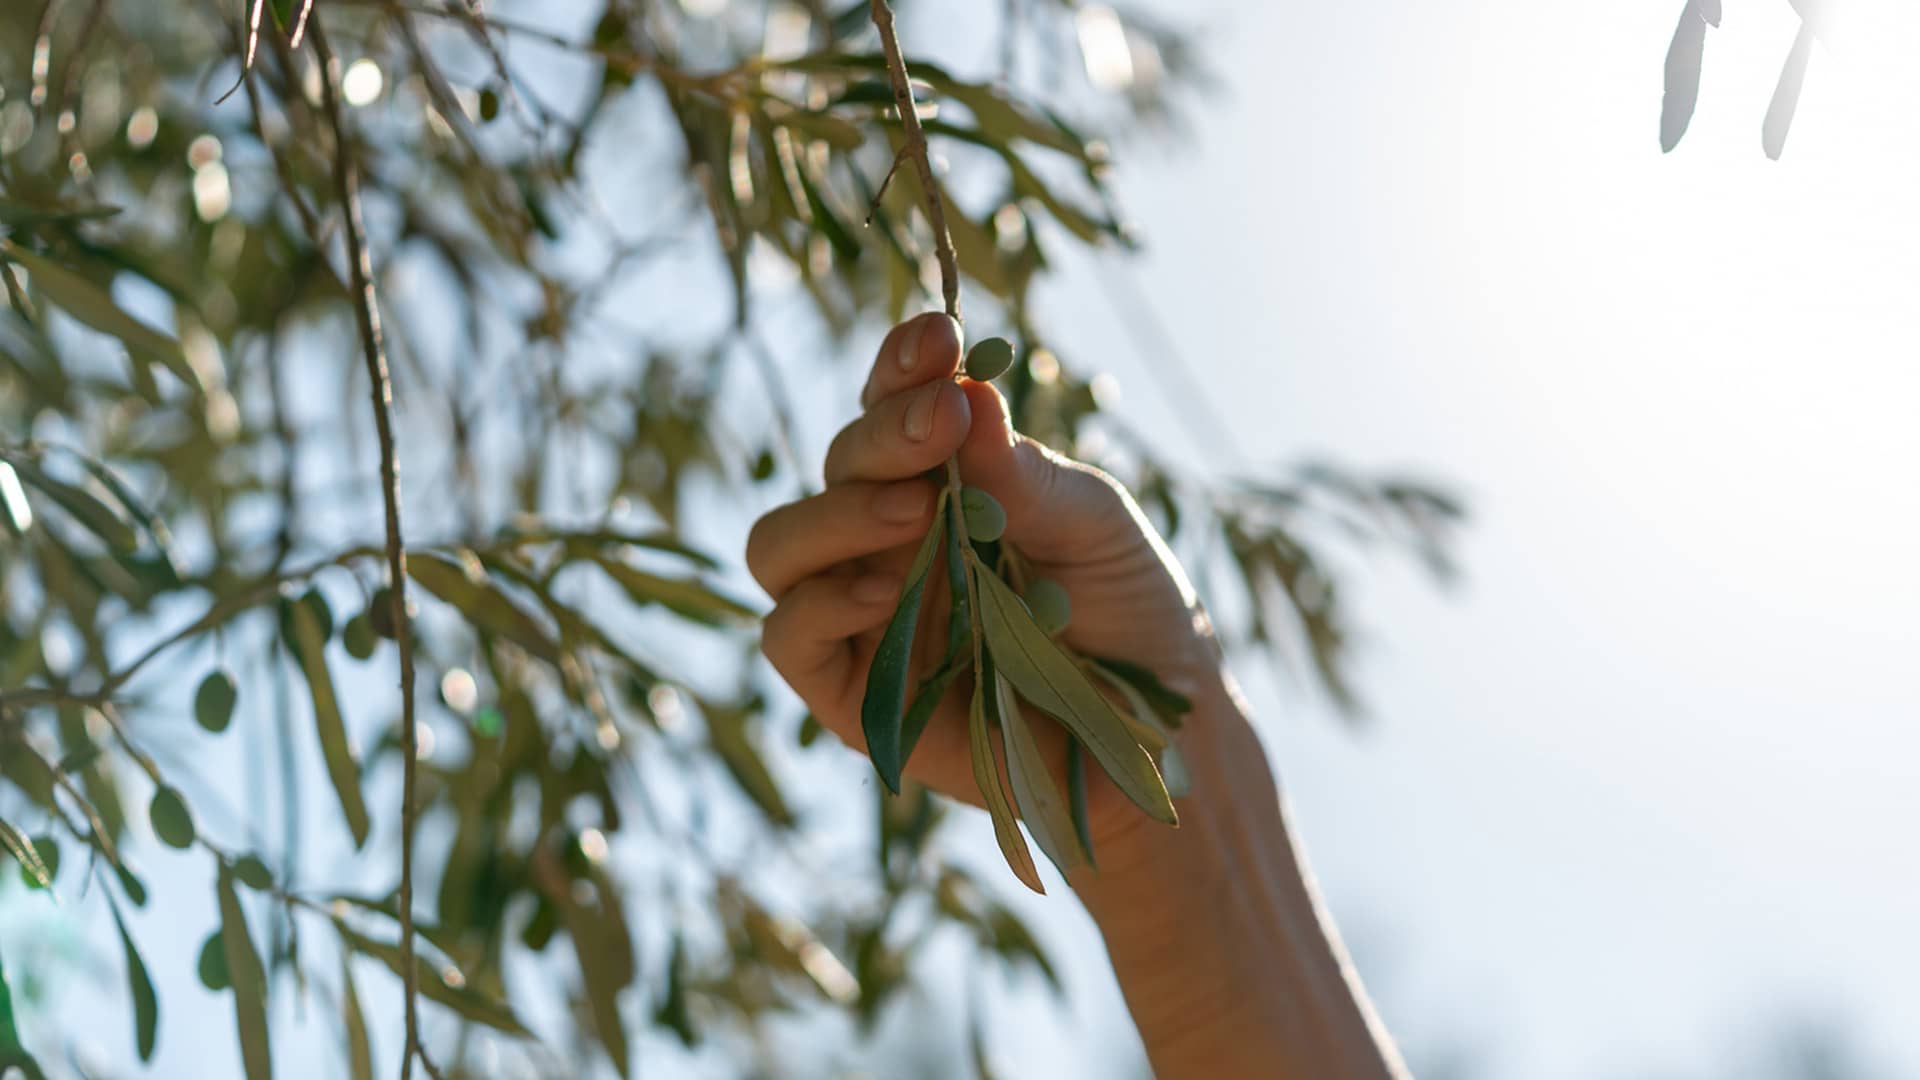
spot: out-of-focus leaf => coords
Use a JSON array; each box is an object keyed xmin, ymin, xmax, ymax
[
  {"xmin": 0, "ymin": 944, "xmax": 47, "ymax": 1080},
  {"xmin": 704, "ymin": 698, "xmax": 794, "ymax": 826},
  {"xmin": 341, "ymin": 954, "xmax": 372, "ymax": 1080},
  {"xmin": 969, "ymin": 667, "xmax": 1043, "ymax": 894},
  {"xmin": 654, "ymin": 933, "xmax": 698, "ymax": 1047},
  {"xmin": 975, "ymin": 566, "xmax": 1176, "ymax": 825},
  {"xmin": 0, "ymin": 199, "xmax": 121, "ymax": 226},
  {"xmin": 335, "ymin": 923, "xmax": 531, "ymax": 1037},
  {"xmin": 0, "ymin": 819, "xmax": 53, "ymax": 889},
  {"xmin": 589, "ymin": 557, "xmax": 756, "ymax": 627},
  {"xmin": 773, "ymin": 108, "xmax": 865, "ymax": 150},
  {"xmin": 410, "ymin": 549, "xmax": 560, "ymax": 662},
  {"xmin": 1065, "ymin": 739, "xmax": 1095, "ymax": 868},
  {"xmin": 1661, "ymin": 0, "xmax": 1722, "ymax": 152},
  {"xmin": 217, "ymin": 867, "xmax": 274, "ymax": 1080},
  {"xmin": 861, "ymin": 510, "xmax": 947, "ymax": 792},
  {"xmin": 7, "ymin": 457, "xmax": 139, "ymax": 552},
  {"xmin": 286, "ymin": 595, "xmax": 370, "ymax": 848},
  {"xmin": 107, "ymin": 893, "xmax": 159, "ymax": 1061},
  {"xmin": 1763, "ymin": 21, "xmax": 1815, "ymax": 160},
  {"xmin": 0, "ymin": 242, "xmax": 195, "ymax": 386}
]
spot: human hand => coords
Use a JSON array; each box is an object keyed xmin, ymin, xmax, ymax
[{"xmin": 747, "ymin": 311, "xmax": 1218, "ymax": 841}]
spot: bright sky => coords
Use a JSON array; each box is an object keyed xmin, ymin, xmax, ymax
[{"xmin": 995, "ymin": 1, "xmax": 1920, "ymax": 1077}]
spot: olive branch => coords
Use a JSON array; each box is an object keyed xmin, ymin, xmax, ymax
[{"xmin": 860, "ymin": 0, "xmax": 1189, "ymax": 892}]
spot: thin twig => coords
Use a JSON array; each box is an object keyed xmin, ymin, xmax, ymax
[
  {"xmin": 310, "ymin": 23, "xmax": 430, "ymax": 1080},
  {"xmin": 868, "ymin": 0, "xmax": 961, "ymax": 321}
]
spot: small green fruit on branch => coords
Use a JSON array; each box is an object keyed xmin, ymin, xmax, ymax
[{"xmin": 964, "ymin": 337, "xmax": 1015, "ymax": 381}]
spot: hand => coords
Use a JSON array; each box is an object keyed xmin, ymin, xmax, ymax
[{"xmin": 747, "ymin": 311, "xmax": 1217, "ymax": 840}]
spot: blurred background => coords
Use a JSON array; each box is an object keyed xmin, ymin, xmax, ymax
[{"xmin": 2, "ymin": 1, "xmax": 1917, "ymax": 1078}]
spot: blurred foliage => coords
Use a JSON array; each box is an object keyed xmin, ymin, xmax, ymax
[
  {"xmin": 1661, "ymin": 0, "xmax": 1819, "ymax": 158},
  {"xmin": 0, "ymin": 0, "xmax": 1456, "ymax": 1076}
]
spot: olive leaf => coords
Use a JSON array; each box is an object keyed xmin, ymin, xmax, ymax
[
  {"xmin": 1065, "ymin": 739, "xmax": 1096, "ymax": 868},
  {"xmin": 589, "ymin": 556, "xmax": 757, "ymax": 628},
  {"xmin": 341, "ymin": 954, "xmax": 373, "ymax": 1080},
  {"xmin": 1090, "ymin": 655, "xmax": 1192, "ymax": 727},
  {"xmin": 217, "ymin": 866, "xmax": 274, "ymax": 1080},
  {"xmin": 0, "ymin": 242, "xmax": 195, "ymax": 387},
  {"xmin": 335, "ymin": 923, "xmax": 532, "ymax": 1037},
  {"xmin": 860, "ymin": 508, "xmax": 947, "ymax": 792},
  {"xmin": 285, "ymin": 597, "xmax": 371, "ymax": 848},
  {"xmin": 994, "ymin": 672, "xmax": 1090, "ymax": 876},
  {"xmin": 410, "ymin": 550, "xmax": 561, "ymax": 661},
  {"xmin": 1763, "ymin": 20, "xmax": 1815, "ymax": 160},
  {"xmin": 969, "ymin": 673, "xmax": 1043, "ymax": 894},
  {"xmin": 106, "ymin": 893, "xmax": 159, "ymax": 1061},
  {"xmin": 0, "ymin": 818, "xmax": 53, "ymax": 889},
  {"xmin": 896, "ymin": 498, "xmax": 974, "ymax": 761},
  {"xmin": 973, "ymin": 568, "xmax": 1177, "ymax": 826},
  {"xmin": 1091, "ymin": 665, "xmax": 1191, "ymax": 799},
  {"xmin": 0, "ymin": 945, "xmax": 46, "ymax": 1080},
  {"xmin": 7, "ymin": 457, "xmax": 140, "ymax": 552}
]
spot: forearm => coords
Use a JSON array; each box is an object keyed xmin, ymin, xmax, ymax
[{"xmin": 1072, "ymin": 673, "xmax": 1407, "ymax": 1080}]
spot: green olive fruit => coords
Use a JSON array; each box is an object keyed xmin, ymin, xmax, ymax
[
  {"xmin": 197, "ymin": 932, "xmax": 230, "ymax": 991},
  {"xmin": 19, "ymin": 835, "xmax": 57, "ymax": 888},
  {"xmin": 233, "ymin": 854, "xmax": 273, "ymax": 891},
  {"xmin": 1024, "ymin": 578, "xmax": 1072, "ymax": 636},
  {"xmin": 751, "ymin": 448, "xmax": 777, "ymax": 481},
  {"xmin": 479, "ymin": 87, "xmax": 501, "ymax": 122},
  {"xmin": 367, "ymin": 587, "xmax": 398, "ymax": 639},
  {"xmin": 960, "ymin": 487, "xmax": 1006, "ymax": 543},
  {"xmin": 964, "ymin": 337, "xmax": 1015, "ymax": 381},
  {"xmin": 280, "ymin": 587, "xmax": 334, "ymax": 664},
  {"xmin": 194, "ymin": 669, "xmax": 237, "ymax": 733},
  {"xmin": 342, "ymin": 613, "xmax": 377, "ymax": 661},
  {"xmin": 149, "ymin": 786, "xmax": 196, "ymax": 850}
]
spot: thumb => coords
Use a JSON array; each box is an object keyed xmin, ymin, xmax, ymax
[{"xmin": 955, "ymin": 380, "xmax": 1130, "ymax": 561}]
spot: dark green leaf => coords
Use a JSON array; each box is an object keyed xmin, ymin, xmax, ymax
[
  {"xmin": 341, "ymin": 954, "xmax": 373, "ymax": 1080},
  {"xmin": 0, "ymin": 944, "xmax": 47, "ymax": 1080},
  {"xmin": 149, "ymin": 787, "xmax": 196, "ymax": 849},
  {"xmin": 1089, "ymin": 655, "xmax": 1192, "ymax": 726},
  {"xmin": 218, "ymin": 867, "xmax": 274, "ymax": 1080},
  {"xmin": 233, "ymin": 854, "xmax": 273, "ymax": 891},
  {"xmin": 286, "ymin": 596, "xmax": 371, "ymax": 848},
  {"xmin": 1066, "ymin": 739, "xmax": 1095, "ymax": 869},
  {"xmin": 590, "ymin": 558, "xmax": 756, "ymax": 627},
  {"xmin": 410, "ymin": 550, "xmax": 561, "ymax": 661},
  {"xmin": 8, "ymin": 457, "xmax": 139, "ymax": 552},
  {"xmin": 860, "ymin": 510, "xmax": 947, "ymax": 792},
  {"xmin": 107, "ymin": 894, "xmax": 159, "ymax": 1061}
]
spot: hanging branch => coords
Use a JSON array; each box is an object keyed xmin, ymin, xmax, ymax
[
  {"xmin": 309, "ymin": 24, "xmax": 435, "ymax": 1080},
  {"xmin": 868, "ymin": 0, "xmax": 961, "ymax": 322}
]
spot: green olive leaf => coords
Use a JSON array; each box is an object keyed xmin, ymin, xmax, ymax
[
  {"xmin": 969, "ymin": 673, "xmax": 1043, "ymax": 894},
  {"xmin": 341, "ymin": 954, "xmax": 373, "ymax": 1080},
  {"xmin": 994, "ymin": 672, "xmax": 1090, "ymax": 877},
  {"xmin": 286, "ymin": 597, "xmax": 371, "ymax": 848},
  {"xmin": 1065, "ymin": 738, "xmax": 1096, "ymax": 869},
  {"xmin": 334, "ymin": 922, "xmax": 531, "ymax": 1037},
  {"xmin": 0, "ymin": 242, "xmax": 196, "ymax": 388},
  {"xmin": 1090, "ymin": 665, "xmax": 1190, "ymax": 798},
  {"xmin": 0, "ymin": 944, "xmax": 46, "ymax": 1080},
  {"xmin": 7, "ymin": 457, "xmax": 140, "ymax": 553},
  {"xmin": 106, "ymin": 893, "xmax": 159, "ymax": 1061},
  {"xmin": 0, "ymin": 819, "xmax": 53, "ymax": 889},
  {"xmin": 217, "ymin": 867, "xmax": 274, "ymax": 1080},
  {"xmin": 973, "ymin": 566, "xmax": 1177, "ymax": 826},
  {"xmin": 1089, "ymin": 654, "xmax": 1192, "ymax": 727},
  {"xmin": 410, "ymin": 550, "xmax": 562, "ymax": 660},
  {"xmin": 860, "ymin": 509, "xmax": 947, "ymax": 792}
]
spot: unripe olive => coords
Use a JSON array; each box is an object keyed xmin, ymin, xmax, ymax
[
  {"xmin": 149, "ymin": 786, "xmax": 196, "ymax": 850},
  {"xmin": 1024, "ymin": 578, "xmax": 1071, "ymax": 636},
  {"xmin": 960, "ymin": 487, "xmax": 1006, "ymax": 543},
  {"xmin": 233, "ymin": 854, "xmax": 273, "ymax": 891},
  {"xmin": 197, "ymin": 932, "xmax": 230, "ymax": 991},
  {"xmin": 280, "ymin": 587, "xmax": 333, "ymax": 663},
  {"xmin": 19, "ymin": 835, "xmax": 57, "ymax": 888},
  {"xmin": 194, "ymin": 669, "xmax": 236, "ymax": 733},
  {"xmin": 342, "ymin": 613, "xmax": 377, "ymax": 661},
  {"xmin": 964, "ymin": 337, "xmax": 1015, "ymax": 381},
  {"xmin": 479, "ymin": 87, "xmax": 501, "ymax": 122},
  {"xmin": 367, "ymin": 586, "xmax": 399, "ymax": 639}
]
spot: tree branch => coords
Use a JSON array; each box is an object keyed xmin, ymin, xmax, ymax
[
  {"xmin": 310, "ymin": 23, "xmax": 432, "ymax": 1080},
  {"xmin": 868, "ymin": 0, "xmax": 961, "ymax": 321}
]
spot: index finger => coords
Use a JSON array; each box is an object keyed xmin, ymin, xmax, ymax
[{"xmin": 860, "ymin": 311, "xmax": 964, "ymax": 410}]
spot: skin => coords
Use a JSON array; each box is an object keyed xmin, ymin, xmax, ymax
[{"xmin": 747, "ymin": 312, "xmax": 1410, "ymax": 1079}]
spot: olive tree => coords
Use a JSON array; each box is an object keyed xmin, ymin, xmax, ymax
[{"xmin": 0, "ymin": 1, "xmax": 1456, "ymax": 1076}]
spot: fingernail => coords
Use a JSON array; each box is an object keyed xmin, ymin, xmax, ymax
[
  {"xmin": 874, "ymin": 482, "xmax": 930, "ymax": 524},
  {"xmin": 896, "ymin": 314, "xmax": 929, "ymax": 372},
  {"xmin": 902, "ymin": 381, "xmax": 942, "ymax": 441},
  {"xmin": 851, "ymin": 575, "xmax": 897, "ymax": 605}
]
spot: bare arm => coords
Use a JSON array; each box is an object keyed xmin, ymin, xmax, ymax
[{"xmin": 747, "ymin": 312, "xmax": 1406, "ymax": 1078}]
